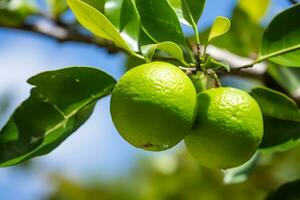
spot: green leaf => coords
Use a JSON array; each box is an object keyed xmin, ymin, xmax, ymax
[
  {"xmin": 238, "ymin": 0, "xmax": 270, "ymax": 23},
  {"xmin": 47, "ymin": 0, "xmax": 68, "ymax": 18},
  {"xmin": 200, "ymin": 7, "xmax": 264, "ymax": 57},
  {"xmin": 141, "ymin": 42, "xmax": 188, "ymax": 65},
  {"xmin": 138, "ymin": 29, "xmax": 157, "ymax": 48},
  {"xmin": 260, "ymin": 116, "xmax": 300, "ymax": 152},
  {"xmin": 67, "ymin": 0, "xmax": 140, "ymax": 57},
  {"xmin": 104, "ymin": 0, "xmax": 122, "ymax": 29},
  {"xmin": 203, "ymin": 57, "xmax": 230, "ymax": 72},
  {"xmin": 1, "ymin": 0, "xmax": 37, "ymax": 14},
  {"xmin": 208, "ymin": 16, "xmax": 231, "ymax": 42},
  {"xmin": 265, "ymin": 179, "xmax": 300, "ymax": 200},
  {"xmin": 82, "ymin": 0, "xmax": 106, "ymax": 12},
  {"xmin": 0, "ymin": 0, "xmax": 37, "ymax": 26},
  {"xmin": 251, "ymin": 87, "xmax": 299, "ymax": 121},
  {"xmin": 0, "ymin": 10, "xmax": 23, "ymax": 27},
  {"xmin": 0, "ymin": 67, "xmax": 116, "ymax": 167},
  {"xmin": 168, "ymin": 0, "xmax": 206, "ymax": 26},
  {"xmin": 104, "ymin": 0, "xmax": 140, "ymax": 51},
  {"xmin": 250, "ymin": 87, "xmax": 300, "ymax": 152},
  {"xmin": 135, "ymin": 0, "xmax": 186, "ymax": 46},
  {"xmin": 211, "ymin": 59, "xmax": 230, "ymax": 72},
  {"xmin": 223, "ymin": 152, "xmax": 259, "ymax": 184},
  {"xmin": 259, "ymin": 4, "xmax": 300, "ymax": 67},
  {"xmin": 267, "ymin": 63, "xmax": 300, "ymax": 97},
  {"xmin": 126, "ymin": 55, "xmax": 147, "ymax": 70}
]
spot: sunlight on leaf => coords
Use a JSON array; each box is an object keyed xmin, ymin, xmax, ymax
[
  {"xmin": 238, "ymin": 0, "xmax": 270, "ymax": 23},
  {"xmin": 67, "ymin": 0, "xmax": 141, "ymax": 57},
  {"xmin": 104, "ymin": 0, "xmax": 140, "ymax": 51},
  {"xmin": 0, "ymin": 67, "xmax": 116, "ymax": 167},
  {"xmin": 201, "ymin": 57, "xmax": 230, "ymax": 72},
  {"xmin": 259, "ymin": 4, "xmax": 300, "ymax": 67},
  {"xmin": 208, "ymin": 16, "xmax": 231, "ymax": 42},
  {"xmin": 168, "ymin": 0, "xmax": 206, "ymax": 26},
  {"xmin": 135, "ymin": 0, "xmax": 185, "ymax": 46},
  {"xmin": 141, "ymin": 42, "xmax": 188, "ymax": 66},
  {"xmin": 251, "ymin": 87, "xmax": 300, "ymax": 152}
]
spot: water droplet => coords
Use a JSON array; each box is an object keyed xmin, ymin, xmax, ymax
[
  {"xmin": 163, "ymin": 144, "xmax": 169, "ymax": 149},
  {"xmin": 75, "ymin": 78, "xmax": 80, "ymax": 82}
]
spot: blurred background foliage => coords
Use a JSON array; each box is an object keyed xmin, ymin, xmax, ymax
[
  {"xmin": 1, "ymin": 0, "xmax": 300, "ymax": 200},
  {"xmin": 0, "ymin": 94, "xmax": 10, "ymax": 117},
  {"xmin": 48, "ymin": 145, "xmax": 300, "ymax": 200}
]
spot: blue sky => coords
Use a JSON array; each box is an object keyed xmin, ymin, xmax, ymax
[{"xmin": 0, "ymin": 0, "xmax": 292, "ymax": 199}]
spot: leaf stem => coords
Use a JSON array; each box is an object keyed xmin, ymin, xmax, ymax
[
  {"xmin": 238, "ymin": 44, "xmax": 300, "ymax": 70},
  {"xmin": 134, "ymin": 53, "xmax": 146, "ymax": 60},
  {"xmin": 182, "ymin": 0, "xmax": 201, "ymax": 57},
  {"xmin": 193, "ymin": 25, "xmax": 201, "ymax": 56}
]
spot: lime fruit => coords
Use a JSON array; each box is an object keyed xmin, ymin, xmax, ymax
[
  {"xmin": 185, "ymin": 87, "xmax": 263, "ymax": 169},
  {"xmin": 110, "ymin": 62, "xmax": 197, "ymax": 151}
]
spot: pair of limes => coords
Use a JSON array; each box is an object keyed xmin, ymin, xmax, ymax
[{"xmin": 110, "ymin": 62, "xmax": 263, "ymax": 169}]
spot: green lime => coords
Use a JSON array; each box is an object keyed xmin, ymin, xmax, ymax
[
  {"xmin": 185, "ymin": 87, "xmax": 263, "ymax": 169},
  {"xmin": 110, "ymin": 62, "xmax": 197, "ymax": 151}
]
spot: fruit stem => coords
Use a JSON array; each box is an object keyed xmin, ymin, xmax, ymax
[{"xmin": 192, "ymin": 71, "xmax": 207, "ymax": 92}]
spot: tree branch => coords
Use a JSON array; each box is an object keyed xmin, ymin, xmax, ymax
[
  {"xmin": 1, "ymin": 14, "xmax": 299, "ymax": 104},
  {"xmin": 0, "ymin": 21, "xmax": 121, "ymax": 54}
]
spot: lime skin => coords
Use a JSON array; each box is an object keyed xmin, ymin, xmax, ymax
[
  {"xmin": 110, "ymin": 62, "xmax": 198, "ymax": 151},
  {"xmin": 185, "ymin": 87, "xmax": 263, "ymax": 169}
]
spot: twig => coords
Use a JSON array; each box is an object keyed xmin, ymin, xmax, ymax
[
  {"xmin": 233, "ymin": 64, "xmax": 255, "ymax": 71},
  {"xmin": 179, "ymin": 66, "xmax": 198, "ymax": 75},
  {"xmin": 2, "ymin": 14, "xmax": 299, "ymax": 105},
  {"xmin": 0, "ymin": 21, "xmax": 121, "ymax": 54}
]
